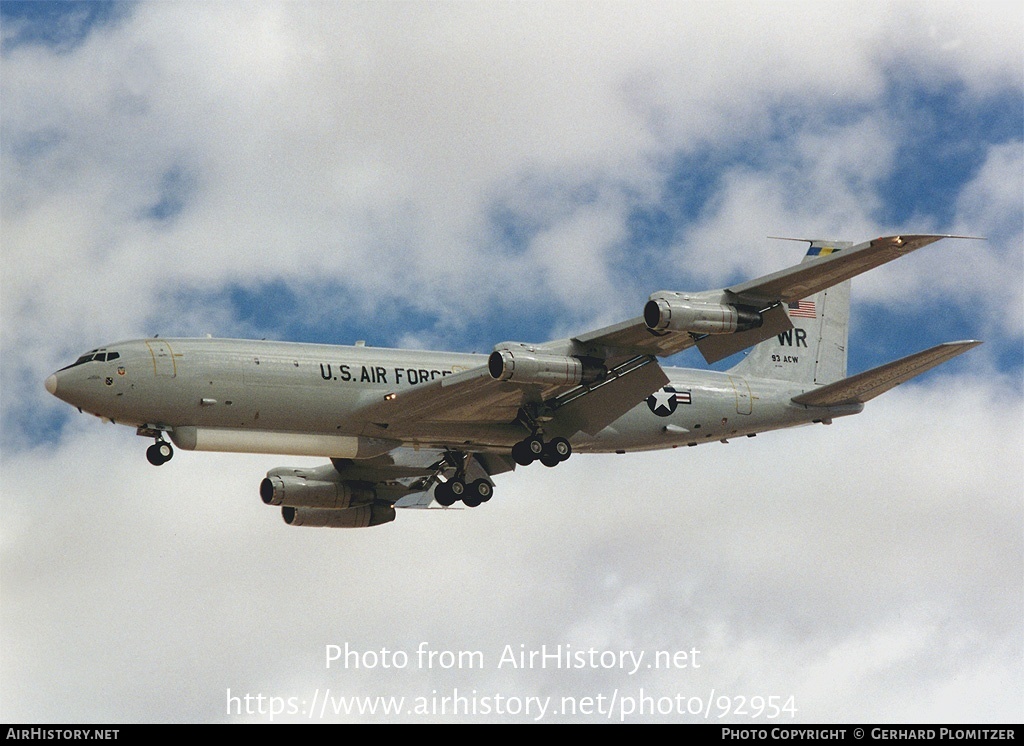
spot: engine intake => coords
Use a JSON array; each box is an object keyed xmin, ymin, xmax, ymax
[{"xmin": 644, "ymin": 298, "xmax": 762, "ymax": 334}]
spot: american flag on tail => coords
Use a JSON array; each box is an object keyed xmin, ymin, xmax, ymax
[{"xmin": 788, "ymin": 300, "xmax": 817, "ymax": 319}]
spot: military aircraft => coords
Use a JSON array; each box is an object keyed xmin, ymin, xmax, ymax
[{"xmin": 45, "ymin": 235, "xmax": 980, "ymax": 528}]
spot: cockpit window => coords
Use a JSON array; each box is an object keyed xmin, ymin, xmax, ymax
[{"xmin": 59, "ymin": 350, "xmax": 120, "ymax": 370}]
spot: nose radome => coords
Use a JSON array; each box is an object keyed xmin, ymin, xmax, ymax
[{"xmin": 44, "ymin": 374, "xmax": 58, "ymax": 395}]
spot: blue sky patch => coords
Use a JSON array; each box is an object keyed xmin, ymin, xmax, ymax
[
  {"xmin": 875, "ymin": 80, "xmax": 1024, "ymax": 227},
  {"xmin": 144, "ymin": 165, "xmax": 194, "ymax": 222},
  {"xmin": 0, "ymin": 1, "xmax": 128, "ymax": 52}
]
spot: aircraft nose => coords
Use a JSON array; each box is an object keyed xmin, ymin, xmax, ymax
[{"xmin": 44, "ymin": 374, "xmax": 58, "ymax": 396}]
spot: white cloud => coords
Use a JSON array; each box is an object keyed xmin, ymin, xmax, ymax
[
  {"xmin": 4, "ymin": 2, "xmax": 1020, "ymax": 361},
  {"xmin": 3, "ymin": 372, "xmax": 1019, "ymax": 721},
  {"xmin": 670, "ymin": 116, "xmax": 897, "ymax": 285}
]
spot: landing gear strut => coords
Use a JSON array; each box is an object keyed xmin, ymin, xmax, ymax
[
  {"xmin": 146, "ymin": 439, "xmax": 173, "ymax": 466},
  {"xmin": 512, "ymin": 435, "xmax": 571, "ymax": 467}
]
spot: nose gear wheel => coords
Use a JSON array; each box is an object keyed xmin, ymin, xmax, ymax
[{"xmin": 146, "ymin": 439, "xmax": 173, "ymax": 466}]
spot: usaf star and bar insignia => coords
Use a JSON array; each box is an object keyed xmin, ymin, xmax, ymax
[{"xmin": 646, "ymin": 385, "xmax": 692, "ymax": 416}]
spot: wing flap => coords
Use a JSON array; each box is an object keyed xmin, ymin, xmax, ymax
[
  {"xmin": 695, "ymin": 303, "xmax": 793, "ymax": 364},
  {"xmin": 549, "ymin": 358, "xmax": 669, "ymax": 436},
  {"xmin": 791, "ymin": 340, "xmax": 981, "ymax": 407}
]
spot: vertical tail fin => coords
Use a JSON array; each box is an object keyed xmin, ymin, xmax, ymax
[{"xmin": 729, "ymin": 240, "xmax": 851, "ymax": 385}]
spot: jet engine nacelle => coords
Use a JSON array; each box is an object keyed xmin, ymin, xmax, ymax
[
  {"xmin": 643, "ymin": 296, "xmax": 763, "ymax": 334},
  {"xmin": 488, "ymin": 346, "xmax": 605, "ymax": 386},
  {"xmin": 282, "ymin": 503, "xmax": 397, "ymax": 528},
  {"xmin": 260, "ymin": 474, "xmax": 375, "ymax": 510}
]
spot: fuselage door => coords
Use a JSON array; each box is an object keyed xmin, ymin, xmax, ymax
[
  {"xmin": 146, "ymin": 340, "xmax": 177, "ymax": 377},
  {"xmin": 728, "ymin": 375, "xmax": 753, "ymax": 415}
]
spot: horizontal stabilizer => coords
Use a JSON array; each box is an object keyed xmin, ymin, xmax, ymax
[{"xmin": 791, "ymin": 340, "xmax": 982, "ymax": 407}]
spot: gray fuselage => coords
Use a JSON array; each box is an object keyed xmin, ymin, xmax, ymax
[{"xmin": 47, "ymin": 337, "xmax": 849, "ymax": 458}]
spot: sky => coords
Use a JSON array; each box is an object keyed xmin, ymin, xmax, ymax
[{"xmin": 1, "ymin": 0, "xmax": 1021, "ymax": 723}]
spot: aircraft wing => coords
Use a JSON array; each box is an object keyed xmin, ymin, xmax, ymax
[
  {"xmin": 697, "ymin": 234, "xmax": 974, "ymax": 363},
  {"xmin": 359, "ymin": 365, "xmax": 526, "ymax": 427},
  {"xmin": 354, "ymin": 235, "xmax": 971, "ymax": 442},
  {"xmin": 565, "ymin": 235, "xmax": 976, "ymax": 364},
  {"xmin": 725, "ymin": 235, "xmax": 976, "ymax": 305},
  {"xmin": 393, "ymin": 450, "xmax": 512, "ymax": 508},
  {"xmin": 355, "ymin": 355, "xmax": 668, "ymax": 441},
  {"xmin": 566, "ymin": 305, "xmax": 793, "ymax": 365},
  {"xmin": 569, "ymin": 316, "xmax": 696, "ymax": 359},
  {"xmin": 356, "ymin": 363, "xmax": 568, "ymax": 437},
  {"xmin": 264, "ymin": 449, "xmax": 514, "ymax": 522},
  {"xmin": 328, "ymin": 447, "xmax": 513, "ymax": 509}
]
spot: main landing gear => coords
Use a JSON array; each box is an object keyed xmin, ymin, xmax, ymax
[
  {"xmin": 432, "ymin": 451, "xmax": 494, "ymax": 508},
  {"xmin": 511, "ymin": 435, "xmax": 571, "ymax": 467},
  {"xmin": 146, "ymin": 438, "xmax": 173, "ymax": 466},
  {"xmin": 434, "ymin": 476, "xmax": 493, "ymax": 508}
]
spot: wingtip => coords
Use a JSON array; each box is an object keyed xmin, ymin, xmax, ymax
[{"xmin": 874, "ymin": 233, "xmax": 987, "ymax": 243}]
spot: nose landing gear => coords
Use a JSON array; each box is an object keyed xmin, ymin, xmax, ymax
[
  {"xmin": 137, "ymin": 426, "xmax": 174, "ymax": 465},
  {"xmin": 146, "ymin": 438, "xmax": 173, "ymax": 466}
]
